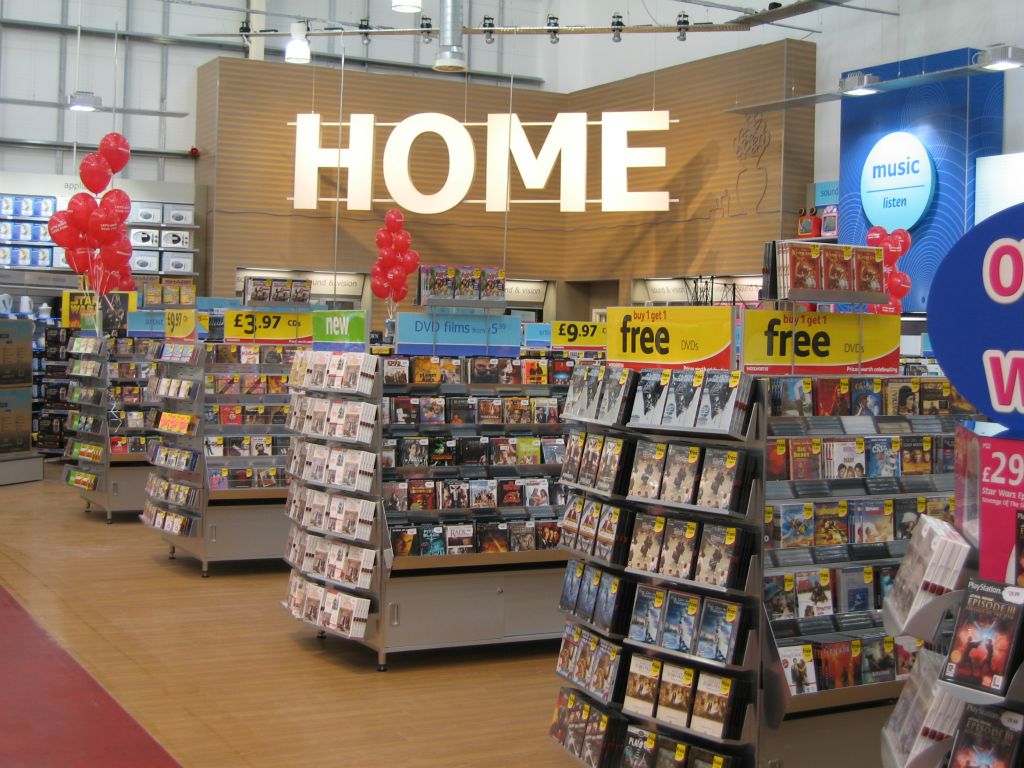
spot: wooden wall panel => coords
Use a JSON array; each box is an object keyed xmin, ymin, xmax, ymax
[{"xmin": 196, "ymin": 40, "xmax": 816, "ymax": 312}]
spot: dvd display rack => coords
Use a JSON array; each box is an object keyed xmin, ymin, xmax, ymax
[
  {"xmin": 38, "ymin": 324, "xmax": 71, "ymax": 455},
  {"xmin": 283, "ymin": 349, "xmax": 573, "ymax": 670},
  {"xmin": 763, "ymin": 374, "xmax": 973, "ymax": 713},
  {"xmin": 550, "ymin": 362, "xmax": 785, "ymax": 768},
  {"xmin": 62, "ymin": 334, "xmax": 112, "ymax": 503},
  {"xmin": 140, "ymin": 339, "xmax": 297, "ymax": 575}
]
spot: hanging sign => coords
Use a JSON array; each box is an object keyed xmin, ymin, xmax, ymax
[
  {"xmin": 928, "ymin": 201, "xmax": 1024, "ymax": 433},
  {"xmin": 395, "ymin": 311, "xmax": 522, "ymax": 356},
  {"xmin": 223, "ymin": 310, "xmax": 313, "ymax": 344},
  {"xmin": 312, "ymin": 310, "xmax": 366, "ymax": 352},
  {"xmin": 742, "ymin": 310, "xmax": 899, "ymax": 375},
  {"xmin": 859, "ymin": 131, "xmax": 936, "ymax": 231},
  {"xmin": 551, "ymin": 321, "xmax": 606, "ymax": 351},
  {"xmin": 605, "ymin": 306, "xmax": 733, "ymax": 369},
  {"xmin": 165, "ymin": 309, "xmax": 197, "ymax": 342}
]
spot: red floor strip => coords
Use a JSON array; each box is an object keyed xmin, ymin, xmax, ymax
[{"xmin": 0, "ymin": 587, "xmax": 180, "ymax": 767}]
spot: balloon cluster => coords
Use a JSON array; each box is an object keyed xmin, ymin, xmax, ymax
[
  {"xmin": 866, "ymin": 225, "xmax": 913, "ymax": 313},
  {"xmin": 47, "ymin": 133, "xmax": 136, "ymax": 296},
  {"xmin": 370, "ymin": 209, "xmax": 419, "ymax": 310}
]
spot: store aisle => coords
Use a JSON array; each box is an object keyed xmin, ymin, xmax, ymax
[
  {"xmin": 0, "ymin": 465, "xmax": 893, "ymax": 768},
  {"xmin": 0, "ymin": 585, "xmax": 180, "ymax": 767},
  {"xmin": 0, "ymin": 465, "xmax": 570, "ymax": 768}
]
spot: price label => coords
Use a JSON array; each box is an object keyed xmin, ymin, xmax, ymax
[
  {"xmin": 165, "ymin": 309, "xmax": 197, "ymax": 341},
  {"xmin": 551, "ymin": 321, "xmax": 607, "ymax": 350},
  {"xmin": 224, "ymin": 310, "xmax": 312, "ymax": 344}
]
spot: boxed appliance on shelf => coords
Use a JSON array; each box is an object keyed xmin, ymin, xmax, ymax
[
  {"xmin": 161, "ymin": 252, "xmax": 194, "ymax": 274},
  {"xmin": 128, "ymin": 201, "xmax": 163, "ymax": 224},
  {"xmin": 130, "ymin": 252, "xmax": 160, "ymax": 274},
  {"xmin": 161, "ymin": 230, "xmax": 192, "ymax": 250},
  {"xmin": 163, "ymin": 203, "xmax": 195, "ymax": 226}
]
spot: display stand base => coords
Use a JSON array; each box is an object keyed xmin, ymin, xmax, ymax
[
  {"xmin": 81, "ymin": 463, "xmax": 151, "ymax": 523},
  {"xmin": 161, "ymin": 504, "xmax": 292, "ymax": 577},
  {"xmin": 881, "ymin": 727, "xmax": 951, "ymax": 768},
  {"xmin": 0, "ymin": 451, "xmax": 43, "ymax": 486}
]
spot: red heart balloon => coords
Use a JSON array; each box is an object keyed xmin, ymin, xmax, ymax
[
  {"xmin": 99, "ymin": 132, "xmax": 131, "ymax": 173},
  {"xmin": 392, "ymin": 230, "xmax": 411, "ymax": 254},
  {"xmin": 377, "ymin": 247, "xmax": 398, "ymax": 270},
  {"xmin": 889, "ymin": 228, "xmax": 912, "ymax": 255},
  {"xmin": 370, "ymin": 276, "xmax": 390, "ymax": 299},
  {"xmin": 384, "ymin": 209, "xmax": 405, "ymax": 233},
  {"xmin": 401, "ymin": 249, "xmax": 420, "ymax": 273},
  {"xmin": 79, "ymin": 152, "xmax": 113, "ymax": 194},
  {"xmin": 88, "ymin": 209, "xmax": 121, "ymax": 244},
  {"xmin": 882, "ymin": 241, "xmax": 902, "ymax": 268},
  {"xmin": 375, "ymin": 228, "xmax": 392, "ymax": 250},
  {"xmin": 385, "ymin": 266, "xmax": 406, "ymax": 286},
  {"xmin": 66, "ymin": 246, "xmax": 93, "ymax": 274},
  {"xmin": 47, "ymin": 211, "xmax": 81, "ymax": 249},
  {"xmin": 866, "ymin": 225, "xmax": 888, "ymax": 247},
  {"xmin": 100, "ymin": 189, "xmax": 132, "ymax": 223},
  {"xmin": 67, "ymin": 193, "xmax": 98, "ymax": 231},
  {"xmin": 888, "ymin": 271, "xmax": 912, "ymax": 300}
]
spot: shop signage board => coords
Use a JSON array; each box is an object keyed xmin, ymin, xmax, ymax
[
  {"xmin": 223, "ymin": 310, "xmax": 313, "ymax": 344},
  {"xmin": 605, "ymin": 306, "xmax": 734, "ymax": 370},
  {"xmin": 742, "ymin": 310, "xmax": 900, "ymax": 375},
  {"xmin": 551, "ymin": 321, "xmax": 606, "ymax": 351},
  {"xmin": 928, "ymin": 200, "xmax": 1024, "ymax": 433},
  {"xmin": 395, "ymin": 311, "xmax": 521, "ymax": 357},
  {"xmin": 311, "ymin": 310, "xmax": 366, "ymax": 352},
  {"xmin": 127, "ymin": 311, "xmax": 165, "ymax": 338},
  {"xmin": 859, "ymin": 131, "xmax": 935, "ymax": 231},
  {"xmin": 61, "ymin": 290, "xmax": 137, "ymax": 332},
  {"xmin": 522, "ymin": 323, "xmax": 552, "ymax": 349},
  {"xmin": 293, "ymin": 111, "xmax": 671, "ymax": 214},
  {"xmin": 165, "ymin": 309, "xmax": 198, "ymax": 342}
]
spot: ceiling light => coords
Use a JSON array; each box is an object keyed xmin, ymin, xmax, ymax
[
  {"xmin": 392, "ymin": 0, "xmax": 422, "ymax": 11},
  {"xmin": 676, "ymin": 12, "xmax": 689, "ymax": 42},
  {"xmin": 840, "ymin": 71, "xmax": 880, "ymax": 96},
  {"xmin": 482, "ymin": 15, "xmax": 495, "ymax": 44},
  {"xmin": 547, "ymin": 15, "xmax": 559, "ymax": 44},
  {"xmin": 285, "ymin": 21, "xmax": 310, "ymax": 64},
  {"xmin": 611, "ymin": 13, "xmax": 624, "ymax": 43},
  {"xmin": 68, "ymin": 90, "xmax": 101, "ymax": 112},
  {"xmin": 978, "ymin": 44, "xmax": 1024, "ymax": 71}
]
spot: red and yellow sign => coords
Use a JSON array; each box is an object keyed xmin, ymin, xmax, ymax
[
  {"xmin": 606, "ymin": 306, "xmax": 734, "ymax": 370},
  {"xmin": 741, "ymin": 310, "xmax": 899, "ymax": 375},
  {"xmin": 224, "ymin": 310, "xmax": 313, "ymax": 344}
]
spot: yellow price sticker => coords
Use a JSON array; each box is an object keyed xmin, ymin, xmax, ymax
[
  {"xmin": 892, "ymin": 436, "xmax": 901, "ymax": 452},
  {"xmin": 923, "ymin": 436, "xmax": 932, "ymax": 451},
  {"xmin": 650, "ymin": 660, "xmax": 662, "ymax": 675},
  {"xmin": 600, "ymin": 715, "xmax": 608, "ymax": 730},
  {"xmin": 852, "ymin": 639, "xmax": 862, "ymax": 654},
  {"xmin": 812, "ymin": 438, "xmax": 822, "ymax": 454},
  {"xmin": 686, "ymin": 521, "xmax": 698, "ymax": 537},
  {"xmin": 838, "ymin": 500, "xmax": 848, "ymax": 516},
  {"xmin": 654, "ymin": 591, "xmax": 664, "ymax": 608},
  {"xmin": 819, "ymin": 569, "xmax": 830, "ymax": 586},
  {"xmin": 884, "ymin": 499, "xmax": 894, "ymax": 515},
  {"xmin": 784, "ymin": 574, "xmax": 795, "ymax": 591},
  {"xmin": 720, "ymin": 679, "xmax": 732, "ymax": 695},
  {"xmin": 864, "ymin": 567, "xmax": 874, "ymax": 583},
  {"xmin": 764, "ymin": 507, "xmax": 774, "ymax": 524},
  {"xmin": 576, "ymin": 562, "xmax": 585, "ymax": 577},
  {"xmin": 804, "ymin": 503, "xmax": 814, "ymax": 519},
  {"xmin": 911, "ymin": 378, "xmax": 920, "ymax": 393},
  {"xmin": 884, "ymin": 637, "xmax": 895, "ymax": 653},
  {"xmin": 610, "ymin": 579, "xmax": 619, "ymax": 595},
  {"xmin": 725, "ymin": 605, "xmax": 737, "ymax": 622},
  {"xmin": 655, "ymin": 444, "xmax": 666, "ymax": 459},
  {"xmin": 654, "ymin": 516, "xmax": 666, "ymax": 533},
  {"xmin": 551, "ymin": 321, "xmax": 607, "ymax": 350},
  {"xmin": 803, "ymin": 645, "xmax": 814, "ymax": 662},
  {"xmin": 693, "ymin": 370, "xmax": 705, "ymax": 387},
  {"xmin": 776, "ymin": 439, "xmax": 787, "ymax": 456},
  {"xmin": 687, "ymin": 598, "xmax": 699, "ymax": 615},
  {"xmin": 729, "ymin": 371, "xmax": 741, "ymax": 388},
  {"xmin": 568, "ymin": 693, "xmax": 576, "ymax": 707},
  {"xmin": 676, "ymin": 744, "xmax": 688, "ymax": 761},
  {"xmin": 856, "ymin": 437, "xmax": 865, "ymax": 453},
  {"xmin": 646, "ymin": 733, "xmax": 657, "ymax": 750},
  {"xmin": 619, "ymin": 368, "xmax": 629, "ymax": 384},
  {"xmin": 839, "ymin": 378, "xmax": 849, "ymax": 394},
  {"xmin": 688, "ymin": 446, "xmax": 701, "ymax": 463},
  {"xmin": 713, "ymin": 758, "xmax": 724, "ymax": 768},
  {"xmin": 725, "ymin": 528, "xmax": 737, "ymax": 545},
  {"xmin": 873, "ymin": 378, "xmax": 882, "ymax": 393},
  {"xmin": 165, "ymin": 309, "xmax": 197, "ymax": 341},
  {"xmin": 660, "ymin": 369, "xmax": 672, "ymax": 385},
  {"xmin": 942, "ymin": 381, "xmax": 951, "ymax": 396},
  {"xmin": 725, "ymin": 451, "xmax": 737, "ymax": 469},
  {"xmin": 917, "ymin": 497, "xmax": 927, "ymax": 514},
  {"xmin": 582, "ymin": 704, "xmax": 591, "ymax": 719}
]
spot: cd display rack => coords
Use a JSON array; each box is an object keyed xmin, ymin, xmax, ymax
[
  {"xmin": 283, "ymin": 349, "xmax": 570, "ymax": 670},
  {"xmin": 65, "ymin": 334, "xmax": 159, "ymax": 522},
  {"xmin": 140, "ymin": 339, "xmax": 296, "ymax": 575},
  {"xmin": 62, "ymin": 334, "xmax": 113, "ymax": 507},
  {"xmin": 550, "ymin": 362, "xmax": 786, "ymax": 768},
  {"xmin": 763, "ymin": 374, "xmax": 972, "ymax": 713}
]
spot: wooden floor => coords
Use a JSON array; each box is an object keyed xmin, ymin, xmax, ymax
[
  {"xmin": 0, "ymin": 466, "xmax": 573, "ymax": 768},
  {"xmin": 0, "ymin": 466, "xmax": 892, "ymax": 768}
]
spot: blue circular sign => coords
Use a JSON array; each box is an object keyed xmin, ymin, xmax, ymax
[
  {"xmin": 860, "ymin": 131, "xmax": 935, "ymax": 231},
  {"xmin": 928, "ymin": 201, "xmax": 1024, "ymax": 434}
]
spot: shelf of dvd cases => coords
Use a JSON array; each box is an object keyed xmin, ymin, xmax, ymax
[
  {"xmin": 142, "ymin": 339, "xmax": 301, "ymax": 575},
  {"xmin": 551, "ymin": 361, "xmax": 779, "ymax": 768},
  {"xmin": 283, "ymin": 348, "xmax": 568, "ymax": 669}
]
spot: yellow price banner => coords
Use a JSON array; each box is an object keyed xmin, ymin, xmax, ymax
[
  {"xmin": 165, "ymin": 309, "xmax": 197, "ymax": 341},
  {"xmin": 551, "ymin": 321, "xmax": 606, "ymax": 350},
  {"xmin": 224, "ymin": 310, "xmax": 313, "ymax": 344},
  {"xmin": 606, "ymin": 306, "xmax": 734, "ymax": 369}
]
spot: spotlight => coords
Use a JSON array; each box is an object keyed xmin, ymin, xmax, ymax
[
  {"xmin": 547, "ymin": 14, "xmax": 559, "ymax": 44},
  {"xmin": 483, "ymin": 15, "xmax": 495, "ymax": 45},
  {"xmin": 392, "ymin": 0, "xmax": 422, "ymax": 12},
  {"xmin": 284, "ymin": 20, "xmax": 311, "ymax": 64},
  {"xmin": 978, "ymin": 44, "xmax": 1024, "ymax": 71},
  {"xmin": 611, "ymin": 13, "xmax": 624, "ymax": 43},
  {"xmin": 420, "ymin": 16, "xmax": 433, "ymax": 43},
  {"xmin": 839, "ymin": 71, "xmax": 880, "ymax": 96},
  {"xmin": 68, "ymin": 90, "xmax": 101, "ymax": 112},
  {"xmin": 359, "ymin": 18, "xmax": 371, "ymax": 46},
  {"xmin": 676, "ymin": 12, "xmax": 689, "ymax": 41}
]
